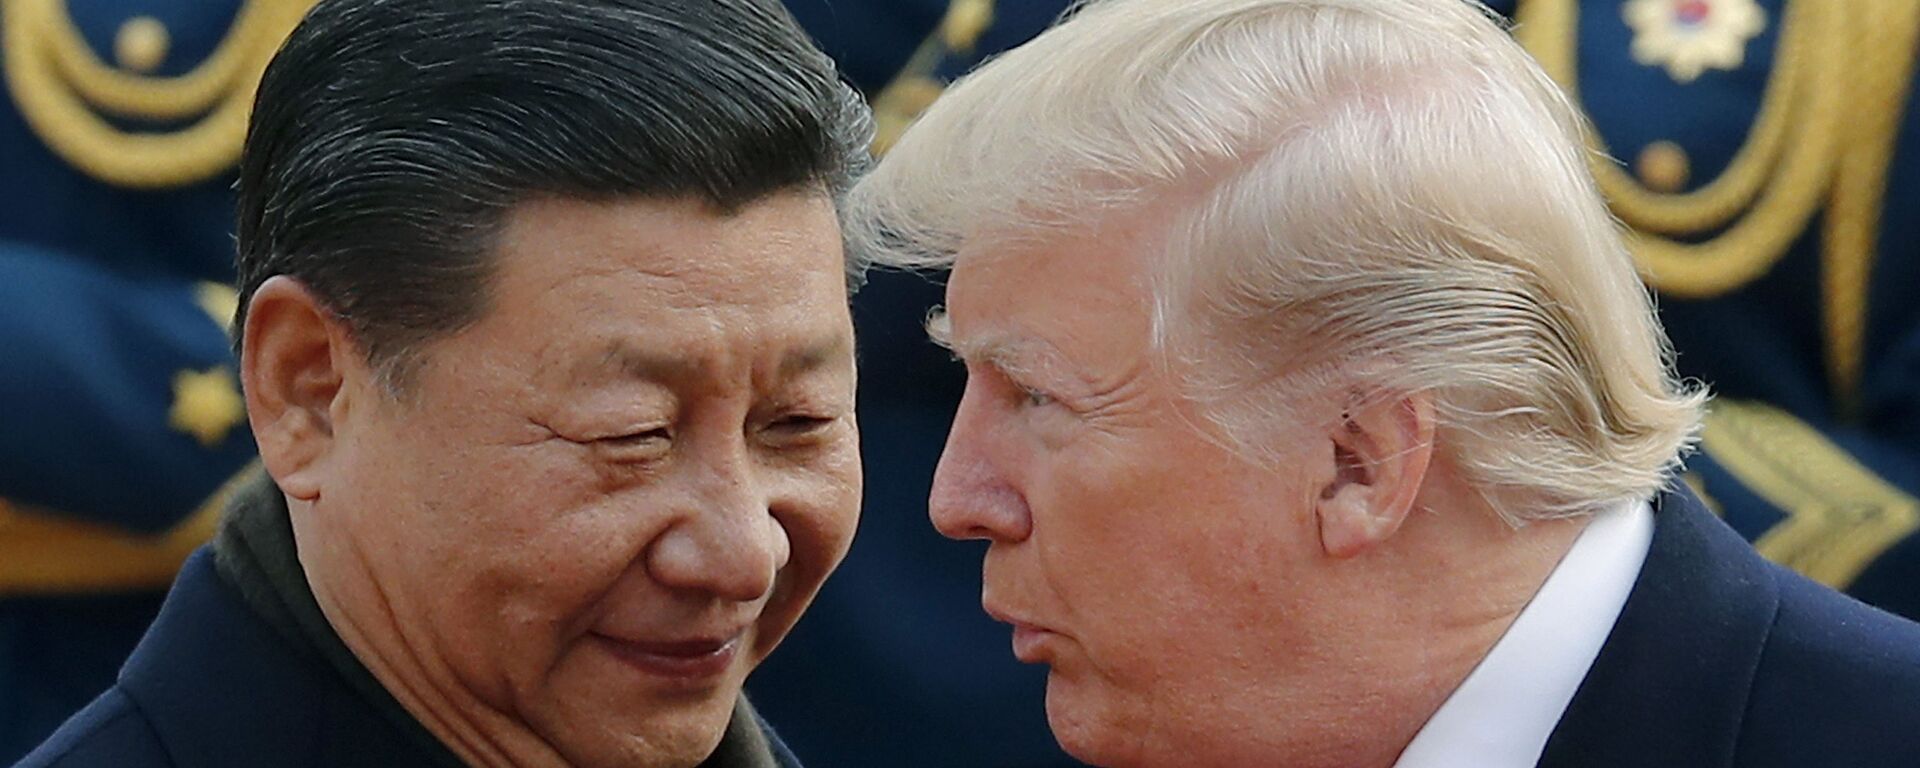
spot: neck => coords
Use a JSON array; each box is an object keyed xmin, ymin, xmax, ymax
[
  {"xmin": 289, "ymin": 497, "xmax": 572, "ymax": 768},
  {"xmin": 1382, "ymin": 495, "xmax": 1589, "ymax": 764},
  {"xmin": 1303, "ymin": 486, "xmax": 1591, "ymax": 768}
]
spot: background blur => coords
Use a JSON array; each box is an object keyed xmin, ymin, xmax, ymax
[{"xmin": 3, "ymin": 1, "xmax": 1916, "ymax": 766}]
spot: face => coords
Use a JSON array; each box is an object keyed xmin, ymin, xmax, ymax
[
  {"xmin": 933, "ymin": 226, "xmax": 1380, "ymax": 767},
  {"xmin": 306, "ymin": 194, "xmax": 860, "ymax": 767}
]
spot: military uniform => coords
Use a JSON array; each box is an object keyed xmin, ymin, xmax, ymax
[
  {"xmin": 0, "ymin": 1, "xmax": 308, "ymax": 760},
  {"xmin": 1483, "ymin": 0, "xmax": 1920, "ymax": 619}
]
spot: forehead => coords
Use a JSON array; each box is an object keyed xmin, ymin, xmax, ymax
[
  {"xmin": 942, "ymin": 228, "xmax": 1157, "ymax": 375},
  {"xmin": 495, "ymin": 194, "xmax": 843, "ymax": 298},
  {"xmin": 480, "ymin": 194, "xmax": 853, "ymax": 369}
]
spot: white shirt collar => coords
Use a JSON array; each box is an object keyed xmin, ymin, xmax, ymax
[{"xmin": 1393, "ymin": 496, "xmax": 1654, "ymax": 768}]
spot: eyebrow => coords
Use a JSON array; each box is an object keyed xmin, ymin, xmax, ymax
[
  {"xmin": 944, "ymin": 332, "xmax": 1067, "ymax": 384},
  {"xmin": 933, "ymin": 318, "xmax": 1072, "ymax": 386}
]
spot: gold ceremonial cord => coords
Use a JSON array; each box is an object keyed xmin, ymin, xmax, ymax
[
  {"xmin": 1822, "ymin": 0, "xmax": 1920, "ymax": 416},
  {"xmin": 870, "ymin": 0, "xmax": 994, "ymax": 155},
  {"xmin": 1702, "ymin": 400, "xmax": 1919, "ymax": 589},
  {"xmin": 37, "ymin": 0, "xmax": 275, "ymax": 120},
  {"xmin": 1515, "ymin": 0, "xmax": 1806, "ymax": 236},
  {"xmin": 1516, "ymin": 0, "xmax": 1845, "ymax": 299},
  {"xmin": 1517, "ymin": 0, "xmax": 1917, "ymax": 408},
  {"xmin": 2, "ymin": 0, "xmax": 315, "ymax": 188}
]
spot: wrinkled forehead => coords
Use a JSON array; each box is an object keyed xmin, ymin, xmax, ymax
[{"xmin": 934, "ymin": 225, "xmax": 1167, "ymax": 378}]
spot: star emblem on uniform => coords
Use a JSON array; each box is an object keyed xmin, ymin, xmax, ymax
[
  {"xmin": 1624, "ymin": 0, "xmax": 1768, "ymax": 84},
  {"xmin": 169, "ymin": 366, "xmax": 246, "ymax": 448}
]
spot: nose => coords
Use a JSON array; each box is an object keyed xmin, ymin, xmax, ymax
[
  {"xmin": 646, "ymin": 464, "xmax": 791, "ymax": 603},
  {"xmin": 928, "ymin": 386, "xmax": 1033, "ymax": 543}
]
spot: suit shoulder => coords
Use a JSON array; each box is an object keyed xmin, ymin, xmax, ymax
[
  {"xmin": 1734, "ymin": 567, "xmax": 1920, "ymax": 766},
  {"xmin": 15, "ymin": 687, "xmax": 175, "ymax": 768},
  {"xmin": 1765, "ymin": 565, "xmax": 1920, "ymax": 679}
]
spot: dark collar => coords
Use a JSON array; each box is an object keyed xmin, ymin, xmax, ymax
[
  {"xmin": 1535, "ymin": 485, "xmax": 1780, "ymax": 767},
  {"xmin": 205, "ymin": 469, "xmax": 799, "ymax": 768},
  {"xmin": 211, "ymin": 469, "xmax": 465, "ymax": 766}
]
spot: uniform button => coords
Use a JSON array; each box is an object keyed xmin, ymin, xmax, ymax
[
  {"xmin": 115, "ymin": 16, "xmax": 170, "ymax": 73},
  {"xmin": 1636, "ymin": 140, "xmax": 1692, "ymax": 193}
]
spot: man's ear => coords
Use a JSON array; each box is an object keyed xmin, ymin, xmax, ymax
[
  {"xmin": 241, "ymin": 276, "xmax": 358, "ymax": 502},
  {"xmin": 1313, "ymin": 391, "xmax": 1436, "ymax": 559}
]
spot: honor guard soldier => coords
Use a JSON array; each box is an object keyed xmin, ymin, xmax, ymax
[
  {"xmin": 1482, "ymin": 0, "xmax": 1920, "ymax": 620},
  {"xmin": 753, "ymin": 0, "xmax": 1920, "ymax": 765},
  {"xmin": 0, "ymin": 1, "xmax": 309, "ymax": 760}
]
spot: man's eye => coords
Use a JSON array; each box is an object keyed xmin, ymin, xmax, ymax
[
  {"xmin": 766, "ymin": 414, "xmax": 836, "ymax": 436},
  {"xmin": 595, "ymin": 427, "xmax": 672, "ymax": 453},
  {"xmin": 1017, "ymin": 385, "xmax": 1056, "ymax": 409}
]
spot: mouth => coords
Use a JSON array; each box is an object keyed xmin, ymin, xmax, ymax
[
  {"xmin": 1008, "ymin": 623, "xmax": 1060, "ymax": 664},
  {"xmin": 984, "ymin": 602, "xmax": 1059, "ymax": 664},
  {"xmin": 592, "ymin": 632, "xmax": 743, "ymax": 683}
]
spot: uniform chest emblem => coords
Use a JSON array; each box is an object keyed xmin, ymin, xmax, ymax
[{"xmin": 1624, "ymin": 0, "xmax": 1769, "ymax": 83}]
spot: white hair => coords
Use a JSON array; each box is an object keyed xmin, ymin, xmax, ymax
[{"xmin": 847, "ymin": 0, "xmax": 1705, "ymax": 523}]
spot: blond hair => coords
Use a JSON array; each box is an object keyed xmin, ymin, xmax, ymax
[{"xmin": 848, "ymin": 0, "xmax": 1705, "ymax": 522}]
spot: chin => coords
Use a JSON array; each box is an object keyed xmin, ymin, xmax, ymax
[
  {"xmin": 1044, "ymin": 672, "xmax": 1148, "ymax": 768},
  {"xmin": 531, "ymin": 649, "xmax": 747, "ymax": 768},
  {"xmin": 554, "ymin": 705, "xmax": 736, "ymax": 768}
]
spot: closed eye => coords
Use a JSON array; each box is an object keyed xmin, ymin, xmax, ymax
[
  {"xmin": 596, "ymin": 427, "xmax": 672, "ymax": 449},
  {"xmin": 766, "ymin": 414, "xmax": 836, "ymax": 436}
]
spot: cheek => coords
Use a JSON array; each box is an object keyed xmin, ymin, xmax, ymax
[
  {"xmin": 408, "ymin": 450, "xmax": 668, "ymax": 692},
  {"xmin": 757, "ymin": 440, "xmax": 863, "ymax": 641},
  {"xmin": 1029, "ymin": 434, "xmax": 1320, "ymax": 673}
]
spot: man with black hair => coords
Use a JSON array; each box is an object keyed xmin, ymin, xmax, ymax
[{"xmin": 17, "ymin": 0, "xmax": 872, "ymax": 766}]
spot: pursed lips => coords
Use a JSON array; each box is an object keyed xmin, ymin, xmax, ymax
[{"xmin": 983, "ymin": 600, "xmax": 1062, "ymax": 664}]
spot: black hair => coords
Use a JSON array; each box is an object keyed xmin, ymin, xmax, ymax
[{"xmin": 234, "ymin": 0, "xmax": 873, "ymax": 379}]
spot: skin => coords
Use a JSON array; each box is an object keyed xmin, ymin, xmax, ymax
[
  {"xmin": 930, "ymin": 217, "xmax": 1588, "ymax": 768},
  {"xmin": 240, "ymin": 193, "xmax": 861, "ymax": 768}
]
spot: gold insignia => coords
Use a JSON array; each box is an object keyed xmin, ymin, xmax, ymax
[
  {"xmin": 1701, "ymin": 399, "xmax": 1920, "ymax": 589},
  {"xmin": 169, "ymin": 367, "xmax": 246, "ymax": 448},
  {"xmin": 193, "ymin": 281, "xmax": 239, "ymax": 330},
  {"xmin": 1625, "ymin": 0, "xmax": 1768, "ymax": 84},
  {"xmin": 2, "ymin": 0, "xmax": 318, "ymax": 188},
  {"xmin": 1519, "ymin": 0, "xmax": 1920, "ymax": 413}
]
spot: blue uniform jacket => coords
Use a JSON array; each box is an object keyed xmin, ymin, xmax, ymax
[{"xmin": 1539, "ymin": 486, "xmax": 1920, "ymax": 766}]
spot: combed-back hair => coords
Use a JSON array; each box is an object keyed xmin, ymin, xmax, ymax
[
  {"xmin": 849, "ymin": 0, "xmax": 1705, "ymax": 523},
  {"xmin": 235, "ymin": 0, "xmax": 873, "ymax": 384}
]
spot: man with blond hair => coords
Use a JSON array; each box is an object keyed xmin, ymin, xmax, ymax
[{"xmin": 847, "ymin": 0, "xmax": 1920, "ymax": 766}]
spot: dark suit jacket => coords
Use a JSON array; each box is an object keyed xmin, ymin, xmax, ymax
[
  {"xmin": 1539, "ymin": 487, "xmax": 1920, "ymax": 767},
  {"xmin": 13, "ymin": 550, "xmax": 803, "ymax": 767}
]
